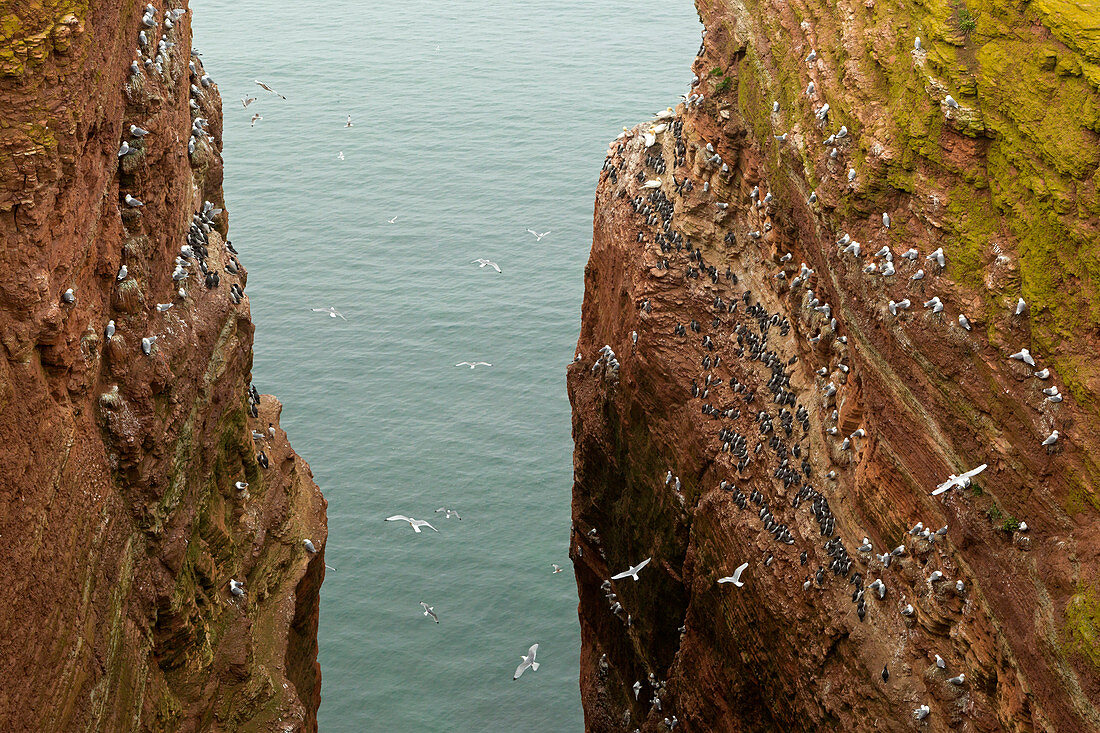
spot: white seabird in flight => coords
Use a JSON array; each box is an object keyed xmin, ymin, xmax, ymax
[
  {"xmin": 513, "ymin": 644, "xmax": 540, "ymax": 680},
  {"xmin": 311, "ymin": 306, "xmax": 346, "ymax": 320},
  {"xmin": 419, "ymin": 601, "xmax": 439, "ymax": 623},
  {"xmin": 611, "ymin": 557, "xmax": 652, "ymax": 582},
  {"xmin": 718, "ymin": 562, "xmax": 750, "ymax": 587},
  {"xmin": 472, "ymin": 258, "xmax": 501, "ymax": 273},
  {"xmin": 931, "ymin": 463, "xmax": 987, "ymax": 496},
  {"xmin": 525, "ymin": 228, "xmax": 551, "ymax": 241},
  {"xmin": 455, "ymin": 361, "xmax": 491, "ymax": 369},
  {"xmin": 385, "ymin": 515, "xmax": 439, "ymax": 533},
  {"xmin": 254, "ymin": 79, "xmax": 286, "ymax": 99}
]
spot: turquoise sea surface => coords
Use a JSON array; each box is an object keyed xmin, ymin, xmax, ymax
[{"xmin": 190, "ymin": 2, "xmax": 701, "ymax": 729}]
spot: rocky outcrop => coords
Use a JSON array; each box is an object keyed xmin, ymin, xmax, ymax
[
  {"xmin": 0, "ymin": 2, "xmax": 326, "ymax": 730},
  {"xmin": 570, "ymin": 0, "xmax": 1099, "ymax": 730}
]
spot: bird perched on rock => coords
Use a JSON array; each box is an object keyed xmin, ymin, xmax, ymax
[
  {"xmin": 303, "ymin": 539, "xmax": 317, "ymax": 553},
  {"xmin": 1042, "ymin": 430, "xmax": 1059, "ymax": 446},
  {"xmin": 141, "ymin": 336, "xmax": 156, "ymax": 355},
  {"xmin": 229, "ymin": 579, "xmax": 245, "ymax": 597},
  {"xmin": 1010, "ymin": 348, "xmax": 1036, "ymax": 366},
  {"xmin": 945, "ymin": 95, "xmax": 959, "ymax": 108},
  {"xmin": 924, "ymin": 297, "xmax": 943, "ymax": 313},
  {"xmin": 958, "ymin": 314, "xmax": 971, "ymax": 331},
  {"xmin": 1015, "ymin": 297, "xmax": 1027, "ymax": 316}
]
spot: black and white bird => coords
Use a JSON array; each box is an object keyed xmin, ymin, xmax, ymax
[{"xmin": 419, "ymin": 601, "xmax": 439, "ymax": 623}]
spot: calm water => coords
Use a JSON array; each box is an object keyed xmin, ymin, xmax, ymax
[{"xmin": 190, "ymin": 2, "xmax": 701, "ymax": 729}]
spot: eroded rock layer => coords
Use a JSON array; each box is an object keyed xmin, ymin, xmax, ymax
[
  {"xmin": 0, "ymin": 2, "xmax": 326, "ymax": 730},
  {"xmin": 570, "ymin": 0, "xmax": 1100, "ymax": 730}
]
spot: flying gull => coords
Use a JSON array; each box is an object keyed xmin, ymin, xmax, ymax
[
  {"xmin": 473, "ymin": 258, "xmax": 501, "ymax": 273},
  {"xmin": 718, "ymin": 562, "xmax": 750, "ymax": 587},
  {"xmin": 254, "ymin": 79, "xmax": 286, "ymax": 99},
  {"xmin": 526, "ymin": 229, "xmax": 551, "ymax": 241},
  {"xmin": 455, "ymin": 361, "xmax": 491, "ymax": 369},
  {"xmin": 611, "ymin": 557, "xmax": 652, "ymax": 582},
  {"xmin": 932, "ymin": 463, "xmax": 987, "ymax": 496},
  {"xmin": 311, "ymin": 306, "xmax": 346, "ymax": 320},
  {"xmin": 385, "ymin": 515, "xmax": 439, "ymax": 533},
  {"xmin": 419, "ymin": 601, "xmax": 439, "ymax": 623},
  {"xmin": 513, "ymin": 644, "xmax": 540, "ymax": 680}
]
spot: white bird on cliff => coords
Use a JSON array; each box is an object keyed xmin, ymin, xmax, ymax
[
  {"xmin": 303, "ymin": 539, "xmax": 317, "ymax": 553},
  {"xmin": 229, "ymin": 579, "xmax": 245, "ymax": 597},
  {"xmin": 611, "ymin": 557, "xmax": 652, "ymax": 582},
  {"xmin": 419, "ymin": 601, "xmax": 439, "ymax": 623},
  {"xmin": 513, "ymin": 644, "xmax": 540, "ymax": 680},
  {"xmin": 235, "ymin": 481, "xmax": 249, "ymax": 491},
  {"xmin": 882, "ymin": 212, "xmax": 891, "ymax": 228},
  {"xmin": 1042, "ymin": 430, "xmax": 1059, "ymax": 446},
  {"xmin": 914, "ymin": 705, "xmax": 930, "ymax": 721},
  {"xmin": 654, "ymin": 107, "xmax": 675, "ymax": 120},
  {"xmin": 105, "ymin": 320, "xmax": 116, "ymax": 339},
  {"xmin": 927, "ymin": 248, "xmax": 946, "ymax": 268},
  {"xmin": 959, "ymin": 314, "xmax": 972, "ymax": 331},
  {"xmin": 310, "ymin": 306, "xmax": 346, "ymax": 320},
  {"xmin": 118, "ymin": 141, "xmax": 134, "ymax": 157},
  {"xmin": 924, "ymin": 296, "xmax": 943, "ymax": 313},
  {"xmin": 156, "ymin": 303, "xmax": 172, "ymax": 311},
  {"xmin": 948, "ymin": 674, "xmax": 966, "ymax": 685},
  {"xmin": 141, "ymin": 336, "xmax": 156, "ymax": 355},
  {"xmin": 254, "ymin": 79, "xmax": 286, "ymax": 99},
  {"xmin": 117, "ymin": 264, "xmax": 128, "ymax": 281},
  {"xmin": 944, "ymin": 95, "xmax": 959, "ymax": 108},
  {"xmin": 124, "ymin": 194, "xmax": 143, "ymax": 207},
  {"xmin": 910, "ymin": 268, "xmax": 924, "ymax": 281},
  {"xmin": 472, "ymin": 258, "xmax": 501, "ymax": 273},
  {"xmin": 1035, "ymin": 368, "xmax": 1050, "ymax": 379},
  {"xmin": 1015, "ymin": 297, "xmax": 1027, "ymax": 316},
  {"xmin": 935, "ymin": 654, "xmax": 947, "ymax": 668},
  {"xmin": 385, "ymin": 515, "xmax": 438, "ymax": 533},
  {"xmin": 914, "ymin": 37, "xmax": 923, "ymax": 51},
  {"xmin": 643, "ymin": 180, "xmax": 662, "ymax": 189},
  {"xmin": 1010, "ymin": 348, "xmax": 1036, "ymax": 366},
  {"xmin": 932, "ymin": 463, "xmax": 987, "ymax": 496},
  {"xmin": 718, "ymin": 562, "xmax": 750, "ymax": 587}
]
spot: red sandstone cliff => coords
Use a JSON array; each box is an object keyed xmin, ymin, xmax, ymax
[
  {"xmin": 0, "ymin": 2, "xmax": 326, "ymax": 730},
  {"xmin": 570, "ymin": 0, "xmax": 1100, "ymax": 730}
]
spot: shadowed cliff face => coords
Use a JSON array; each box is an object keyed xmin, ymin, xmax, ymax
[
  {"xmin": 569, "ymin": 0, "xmax": 1100, "ymax": 730},
  {"xmin": 0, "ymin": 2, "xmax": 326, "ymax": 730}
]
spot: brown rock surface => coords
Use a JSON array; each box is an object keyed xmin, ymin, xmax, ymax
[
  {"xmin": 0, "ymin": 1, "xmax": 326, "ymax": 730},
  {"xmin": 569, "ymin": 0, "xmax": 1100, "ymax": 730}
]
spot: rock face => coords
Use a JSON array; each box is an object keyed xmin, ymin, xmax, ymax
[
  {"xmin": 0, "ymin": 2, "xmax": 326, "ymax": 731},
  {"xmin": 570, "ymin": 0, "xmax": 1099, "ymax": 730}
]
